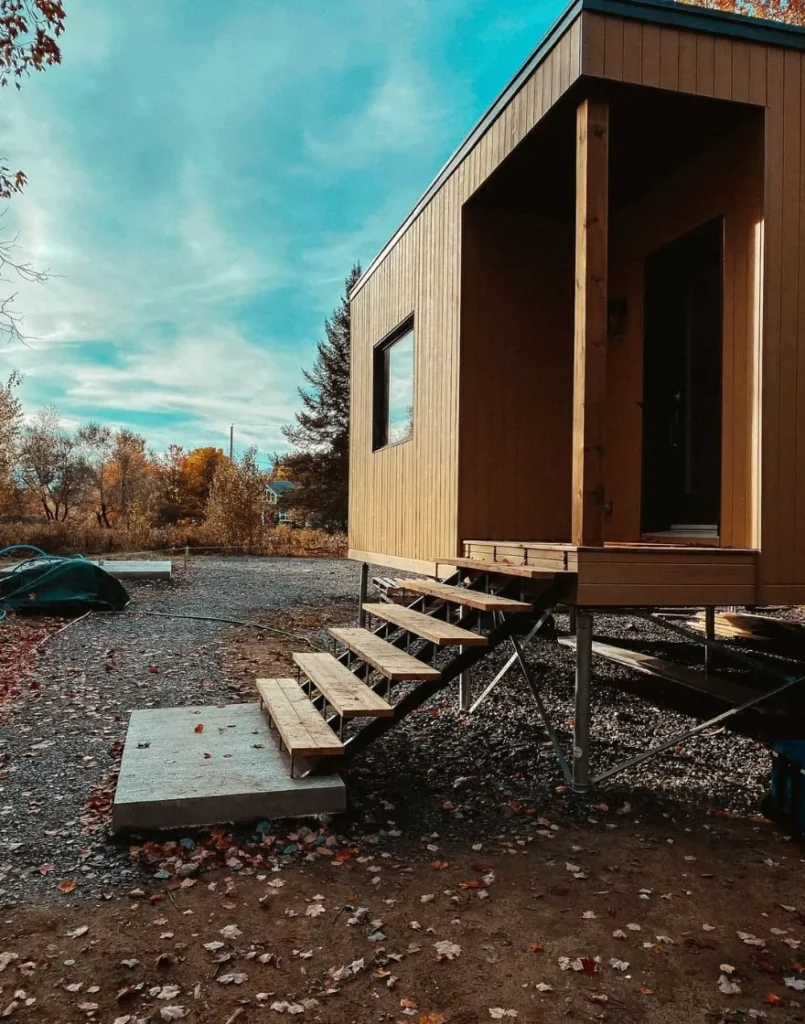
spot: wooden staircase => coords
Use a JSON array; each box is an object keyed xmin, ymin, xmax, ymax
[{"xmin": 256, "ymin": 573, "xmax": 559, "ymax": 777}]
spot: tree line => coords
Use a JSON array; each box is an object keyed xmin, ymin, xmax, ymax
[{"xmin": 0, "ymin": 264, "xmax": 358, "ymax": 539}]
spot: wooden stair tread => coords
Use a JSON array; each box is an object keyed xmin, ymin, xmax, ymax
[
  {"xmin": 362, "ymin": 603, "xmax": 488, "ymax": 646},
  {"xmin": 441, "ymin": 558, "xmax": 558, "ymax": 580},
  {"xmin": 558, "ymin": 638, "xmax": 762, "ymax": 707},
  {"xmin": 329, "ymin": 627, "xmax": 441, "ymax": 681},
  {"xmin": 256, "ymin": 678, "xmax": 344, "ymax": 756},
  {"xmin": 394, "ymin": 577, "xmax": 532, "ymax": 613},
  {"xmin": 293, "ymin": 653, "xmax": 394, "ymax": 717}
]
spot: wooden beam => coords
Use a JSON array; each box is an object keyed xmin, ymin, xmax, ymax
[{"xmin": 572, "ymin": 95, "xmax": 609, "ymax": 547}]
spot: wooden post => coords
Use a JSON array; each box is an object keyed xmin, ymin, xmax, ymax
[{"xmin": 572, "ymin": 95, "xmax": 609, "ymax": 548}]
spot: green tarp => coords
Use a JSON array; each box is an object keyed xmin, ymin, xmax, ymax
[{"xmin": 0, "ymin": 556, "xmax": 129, "ymax": 616}]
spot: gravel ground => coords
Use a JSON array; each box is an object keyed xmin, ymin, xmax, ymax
[
  {"xmin": 0, "ymin": 557, "xmax": 361, "ymax": 906},
  {"xmin": 0, "ymin": 556, "xmax": 784, "ymax": 909},
  {"xmin": 347, "ymin": 609, "xmax": 774, "ymax": 842}
]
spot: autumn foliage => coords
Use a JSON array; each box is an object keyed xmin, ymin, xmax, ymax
[
  {"xmin": 681, "ymin": 0, "xmax": 805, "ymax": 24},
  {"xmin": 0, "ymin": 0, "xmax": 66, "ymax": 198}
]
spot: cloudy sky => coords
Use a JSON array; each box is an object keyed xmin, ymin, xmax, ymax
[{"xmin": 0, "ymin": 0, "xmax": 565, "ymax": 461}]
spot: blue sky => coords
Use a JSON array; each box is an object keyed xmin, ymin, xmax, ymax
[{"xmin": 0, "ymin": 0, "xmax": 566, "ymax": 462}]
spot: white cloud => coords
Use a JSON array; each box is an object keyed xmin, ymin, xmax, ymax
[{"xmin": 0, "ymin": 0, "xmax": 485, "ymax": 454}]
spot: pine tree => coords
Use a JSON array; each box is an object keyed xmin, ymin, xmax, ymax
[{"xmin": 281, "ymin": 263, "xmax": 360, "ymax": 532}]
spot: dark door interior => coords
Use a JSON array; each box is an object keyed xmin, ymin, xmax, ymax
[{"xmin": 641, "ymin": 217, "xmax": 724, "ymax": 536}]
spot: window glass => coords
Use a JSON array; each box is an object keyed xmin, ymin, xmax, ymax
[
  {"xmin": 374, "ymin": 322, "xmax": 414, "ymax": 449},
  {"xmin": 385, "ymin": 329, "xmax": 414, "ymax": 445}
]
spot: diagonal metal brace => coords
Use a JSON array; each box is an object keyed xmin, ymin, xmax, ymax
[
  {"xmin": 509, "ymin": 629, "xmax": 572, "ymax": 784},
  {"xmin": 591, "ymin": 669, "xmax": 805, "ymax": 785},
  {"xmin": 469, "ymin": 606, "xmax": 556, "ymax": 713}
]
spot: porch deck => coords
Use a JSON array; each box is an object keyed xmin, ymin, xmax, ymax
[{"xmin": 457, "ymin": 541, "xmax": 759, "ymax": 607}]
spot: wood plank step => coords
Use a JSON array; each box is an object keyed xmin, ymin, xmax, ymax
[
  {"xmin": 441, "ymin": 558, "xmax": 559, "ymax": 580},
  {"xmin": 329, "ymin": 627, "xmax": 441, "ymax": 681},
  {"xmin": 558, "ymin": 638, "xmax": 763, "ymax": 707},
  {"xmin": 394, "ymin": 578, "xmax": 532, "ymax": 613},
  {"xmin": 293, "ymin": 653, "xmax": 395, "ymax": 718},
  {"xmin": 256, "ymin": 678, "xmax": 344, "ymax": 756},
  {"xmin": 362, "ymin": 603, "xmax": 488, "ymax": 646}
]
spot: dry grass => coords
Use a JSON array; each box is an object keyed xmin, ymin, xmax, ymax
[{"xmin": 0, "ymin": 521, "xmax": 347, "ymax": 558}]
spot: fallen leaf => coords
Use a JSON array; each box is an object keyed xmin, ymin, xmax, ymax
[
  {"xmin": 66, "ymin": 926, "xmax": 89, "ymax": 938},
  {"xmin": 489, "ymin": 1010, "xmax": 518, "ymax": 1019},
  {"xmin": 433, "ymin": 940, "xmax": 461, "ymax": 961},
  {"xmin": 57, "ymin": 880, "xmax": 77, "ymax": 894},
  {"xmin": 718, "ymin": 973, "xmax": 741, "ymax": 995},
  {"xmin": 305, "ymin": 903, "xmax": 325, "ymax": 918},
  {"xmin": 194, "ymin": 724, "xmax": 204, "ymax": 733},
  {"xmin": 217, "ymin": 973, "xmax": 248, "ymax": 985},
  {"xmin": 535, "ymin": 982, "xmax": 553, "ymax": 993},
  {"xmin": 785, "ymin": 975, "xmax": 805, "ymax": 991},
  {"xmin": 220, "ymin": 924, "xmax": 242, "ymax": 940},
  {"xmin": 763, "ymin": 993, "xmax": 783, "ymax": 1005}
]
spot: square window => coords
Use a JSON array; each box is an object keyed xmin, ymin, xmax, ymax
[{"xmin": 373, "ymin": 318, "xmax": 414, "ymax": 450}]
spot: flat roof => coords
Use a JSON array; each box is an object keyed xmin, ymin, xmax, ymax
[{"xmin": 351, "ymin": 0, "xmax": 805, "ymax": 299}]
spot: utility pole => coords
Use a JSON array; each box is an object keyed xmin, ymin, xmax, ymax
[{"xmin": 229, "ymin": 424, "xmax": 234, "ymax": 461}]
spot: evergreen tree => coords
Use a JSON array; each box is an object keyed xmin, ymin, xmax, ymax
[{"xmin": 282, "ymin": 263, "xmax": 360, "ymax": 531}]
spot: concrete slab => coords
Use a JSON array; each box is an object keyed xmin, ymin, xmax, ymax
[
  {"xmin": 112, "ymin": 703, "xmax": 346, "ymax": 832},
  {"xmin": 0, "ymin": 558, "xmax": 172, "ymax": 581}
]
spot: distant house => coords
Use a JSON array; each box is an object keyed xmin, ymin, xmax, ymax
[{"xmin": 265, "ymin": 479, "xmax": 295, "ymax": 525}]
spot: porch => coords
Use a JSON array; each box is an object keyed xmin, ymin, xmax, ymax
[
  {"xmin": 454, "ymin": 540, "xmax": 759, "ymax": 607},
  {"xmin": 458, "ymin": 79, "xmax": 764, "ymax": 566}
]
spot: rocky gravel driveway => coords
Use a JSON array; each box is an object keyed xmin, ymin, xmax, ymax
[
  {"xmin": 0, "ymin": 557, "xmax": 361, "ymax": 905},
  {"xmin": 0, "ymin": 555, "xmax": 780, "ymax": 909}
]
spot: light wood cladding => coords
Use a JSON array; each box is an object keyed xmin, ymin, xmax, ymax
[
  {"xmin": 350, "ymin": 5, "xmax": 805, "ymax": 603},
  {"xmin": 349, "ymin": 18, "xmax": 583, "ymax": 565},
  {"xmin": 579, "ymin": 9, "xmax": 789, "ymax": 601},
  {"xmin": 572, "ymin": 96, "xmax": 610, "ymax": 547},
  {"xmin": 458, "ymin": 207, "xmax": 575, "ymax": 546}
]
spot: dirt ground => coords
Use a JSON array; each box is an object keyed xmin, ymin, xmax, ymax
[
  {"xmin": 2, "ymin": 570, "xmax": 804, "ymax": 1022},
  {"xmin": 3, "ymin": 812, "xmax": 804, "ymax": 1023}
]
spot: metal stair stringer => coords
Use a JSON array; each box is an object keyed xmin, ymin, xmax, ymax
[{"xmin": 340, "ymin": 580, "xmax": 561, "ymax": 762}]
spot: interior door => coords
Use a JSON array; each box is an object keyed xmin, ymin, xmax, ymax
[{"xmin": 641, "ymin": 217, "xmax": 724, "ymax": 536}]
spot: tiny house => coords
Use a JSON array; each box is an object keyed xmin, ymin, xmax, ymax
[{"xmin": 348, "ymin": 0, "xmax": 805, "ymax": 609}]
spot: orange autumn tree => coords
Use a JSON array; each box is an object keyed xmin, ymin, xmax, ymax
[{"xmin": 681, "ymin": 0, "xmax": 805, "ymax": 24}]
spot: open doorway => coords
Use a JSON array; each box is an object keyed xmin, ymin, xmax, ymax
[{"xmin": 640, "ymin": 217, "xmax": 724, "ymax": 538}]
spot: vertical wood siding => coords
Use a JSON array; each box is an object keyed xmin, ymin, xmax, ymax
[
  {"xmin": 458, "ymin": 208, "xmax": 575, "ymax": 545},
  {"xmin": 582, "ymin": 12, "xmax": 804, "ymax": 600},
  {"xmin": 349, "ymin": 19, "xmax": 582, "ymax": 563}
]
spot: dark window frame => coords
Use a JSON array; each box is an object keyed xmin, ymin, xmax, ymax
[{"xmin": 372, "ymin": 314, "xmax": 415, "ymax": 452}]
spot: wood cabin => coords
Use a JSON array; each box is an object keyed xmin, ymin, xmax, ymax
[{"xmin": 348, "ymin": 0, "xmax": 805, "ymax": 609}]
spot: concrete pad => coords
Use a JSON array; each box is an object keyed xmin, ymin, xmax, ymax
[
  {"xmin": 0, "ymin": 558, "xmax": 172, "ymax": 581},
  {"xmin": 112, "ymin": 703, "xmax": 345, "ymax": 832}
]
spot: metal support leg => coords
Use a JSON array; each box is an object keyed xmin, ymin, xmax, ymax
[
  {"xmin": 568, "ymin": 607, "xmax": 577, "ymax": 635},
  {"xmin": 459, "ymin": 645, "xmax": 471, "ymax": 711},
  {"xmin": 572, "ymin": 609, "xmax": 593, "ymax": 796},
  {"xmin": 358, "ymin": 562, "xmax": 368, "ymax": 628},
  {"xmin": 704, "ymin": 606, "xmax": 715, "ymax": 677}
]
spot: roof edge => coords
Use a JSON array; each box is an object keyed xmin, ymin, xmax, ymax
[{"xmin": 350, "ymin": 0, "xmax": 805, "ymax": 300}]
